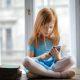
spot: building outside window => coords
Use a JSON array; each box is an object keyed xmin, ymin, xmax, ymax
[{"xmin": 0, "ymin": 0, "xmax": 25, "ymax": 65}]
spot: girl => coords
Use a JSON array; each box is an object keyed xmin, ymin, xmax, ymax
[{"xmin": 23, "ymin": 8, "xmax": 75, "ymax": 78}]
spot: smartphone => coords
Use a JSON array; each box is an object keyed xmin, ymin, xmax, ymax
[{"xmin": 53, "ymin": 46, "xmax": 61, "ymax": 52}]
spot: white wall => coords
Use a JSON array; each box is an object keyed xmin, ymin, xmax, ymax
[
  {"xmin": 70, "ymin": 0, "xmax": 80, "ymax": 68},
  {"xmin": 0, "ymin": 43, "xmax": 1, "ymax": 65},
  {"xmin": 75, "ymin": 0, "xmax": 80, "ymax": 68},
  {"xmin": 69, "ymin": 0, "xmax": 77, "ymax": 67}
]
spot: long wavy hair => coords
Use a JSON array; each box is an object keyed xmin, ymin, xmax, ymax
[{"xmin": 28, "ymin": 8, "xmax": 60, "ymax": 47}]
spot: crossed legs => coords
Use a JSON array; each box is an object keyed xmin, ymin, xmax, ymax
[{"xmin": 23, "ymin": 56, "xmax": 75, "ymax": 78}]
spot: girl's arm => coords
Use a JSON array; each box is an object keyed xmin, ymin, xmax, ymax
[
  {"xmin": 27, "ymin": 48, "xmax": 62, "ymax": 61},
  {"xmin": 37, "ymin": 48, "xmax": 62, "ymax": 61},
  {"xmin": 26, "ymin": 51, "xmax": 50, "ymax": 59},
  {"xmin": 27, "ymin": 51, "xmax": 35, "ymax": 57},
  {"xmin": 36, "ymin": 52, "xmax": 51, "ymax": 60}
]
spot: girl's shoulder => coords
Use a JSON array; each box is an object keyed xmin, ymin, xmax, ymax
[
  {"xmin": 28, "ymin": 36, "xmax": 35, "ymax": 44},
  {"xmin": 28, "ymin": 36, "xmax": 35, "ymax": 46}
]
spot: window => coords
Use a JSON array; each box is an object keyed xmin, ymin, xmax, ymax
[
  {"xmin": 3, "ymin": 0, "xmax": 12, "ymax": 8},
  {"xmin": 6, "ymin": 0, "xmax": 12, "ymax": 8},
  {"xmin": 34, "ymin": 0, "xmax": 75, "ymax": 64},
  {"xmin": 0, "ymin": 0, "xmax": 25, "ymax": 65},
  {"xmin": 0, "ymin": 0, "xmax": 3, "ymax": 8}
]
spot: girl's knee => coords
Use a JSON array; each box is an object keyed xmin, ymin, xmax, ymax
[
  {"xmin": 23, "ymin": 56, "xmax": 31, "ymax": 67},
  {"xmin": 65, "ymin": 56, "xmax": 74, "ymax": 66},
  {"xmin": 24, "ymin": 56, "xmax": 30, "ymax": 61}
]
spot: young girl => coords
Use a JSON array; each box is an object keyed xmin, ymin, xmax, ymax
[{"xmin": 23, "ymin": 8, "xmax": 75, "ymax": 78}]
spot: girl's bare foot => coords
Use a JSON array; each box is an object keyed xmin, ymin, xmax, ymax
[{"xmin": 60, "ymin": 70, "xmax": 75, "ymax": 79}]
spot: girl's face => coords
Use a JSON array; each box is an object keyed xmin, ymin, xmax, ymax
[{"xmin": 40, "ymin": 21, "xmax": 54, "ymax": 37}]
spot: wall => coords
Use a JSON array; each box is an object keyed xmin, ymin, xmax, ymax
[
  {"xmin": 70, "ymin": 0, "xmax": 80, "ymax": 68},
  {"xmin": 75, "ymin": 0, "xmax": 80, "ymax": 68},
  {"xmin": 69, "ymin": 0, "xmax": 77, "ymax": 67}
]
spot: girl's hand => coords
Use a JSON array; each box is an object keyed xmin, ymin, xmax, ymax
[
  {"xmin": 53, "ymin": 47, "xmax": 59, "ymax": 53},
  {"xmin": 49, "ymin": 47, "xmax": 62, "ymax": 60},
  {"xmin": 49, "ymin": 47, "xmax": 59, "ymax": 55}
]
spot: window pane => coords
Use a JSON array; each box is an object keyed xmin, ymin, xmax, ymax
[
  {"xmin": 0, "ymin": 0, "xmax": 3, "ymax": 8},
  {"xmin": 3, "ymin": 0, "xmax": 12, "ymax": 8},
  {"xmin": 49, "ymin": 0, "xmax": 69, "ymax": 6},
  {"xmin": 0, "ymin": 0, "xmax": 25, "ymax": 65},
  {"xmin": 34, "ymin": 0, "xmax": 43, "ymax": 8},
  {"xmin": 13, "ymin": 0, "xmax": 24, "ymax": 7},
  {"xmin": 44, "ymin": 0, "xmax": 49, "ymax": 6},
  {"xmin": 12, "ymin": 16, "xmax": 25, "ymax": 51}
]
